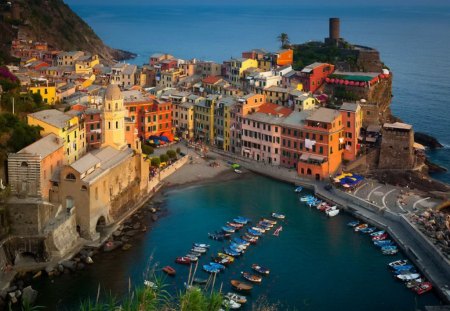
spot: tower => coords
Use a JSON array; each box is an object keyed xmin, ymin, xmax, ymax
[
  {"xmin": 325, "ymin": 17, "xmax": 342, "ymax": 46},
  {"xmin": 102, "ymin": 84, "xmax": 127, "ymax": 150}
]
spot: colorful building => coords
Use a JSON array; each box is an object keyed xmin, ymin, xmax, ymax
[
  {"xmin": 298, "ymin": 62, "xmax": 335, "ymax": 93},
  {"xmin": 241, "ymin": 103, "xmax": 292, "ymax": 164},
  {"xmin": 340, "ymin": 102, "xmax": 362, "ymax": 161},
  {"xmin": 214, "ymin": 97, "xmax": 236, "ymax": 151},
  {"xmin": 227, "ymin": 58, "xmax": 258, "ymax": 85},
  {"xmin": 296, "ymin": 108, "xmax": 344, "ymax": 180},
  {"xmin": 28, "ymin": 81, "xmax": 57, "ymax": 105},
  {"xmin": 280, "ymin": 111, "xmax": 312, "ymax": 168},
  {"xmin": 27, "ymin": 109, "xmax": 87, "ymax": 164},
  {"xmin": 194, "ymin": 95, "xmax": 220, "ymax": 143},
  {"xmin": 274, "ymin": 49, "xmax": 294, "ymax": 67}
]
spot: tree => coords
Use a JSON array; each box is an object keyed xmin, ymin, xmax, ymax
[
  {"xmin": 159, "ymin": 154, "xmax": 169, "ymax": 163},
  {"xmin": 277, "ymin": 33, "xmax": 290, "ymax": 48},
  {"xmin": 150, "ymin": 157, "xmax": 160, "ymax": 167},
  {"xmin": 166, "ymin": 149, "xmax": 176, "ymax": 160},
  {"xmin": 142, "ymin": 145, "xmax": 154, "ymax": 155},
  {"xmin": 176, "ymin": 147, "xmax": 181, "ymax": 154}
]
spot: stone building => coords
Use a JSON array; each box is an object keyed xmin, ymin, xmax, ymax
[{"xmin": 378, "ymin": 122, "xmax": 415, "ymax": 170}]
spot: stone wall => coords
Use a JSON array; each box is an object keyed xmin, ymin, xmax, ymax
[
  {"xmin": 44, "ymin": 212, "xmax": 79, "ymax": 258},
  {"xmin": 378, "ymin": 127, "xmax": 414, "ymax": 170},
  {"xmin": 342, "ymin": 148, "xmax": 379, "ymax": 173},
  {"xmin": 0, "ymin": 236, "xmax": 48, "ymax": 265}
]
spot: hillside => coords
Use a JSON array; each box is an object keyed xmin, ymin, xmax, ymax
[{"xmin": 0, "ymin": 0, "xmax": 135, "ymax": 64}]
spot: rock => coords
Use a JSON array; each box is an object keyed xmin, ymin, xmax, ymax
[
  {"xmin": 151, "ymin": 215, "xmax": 158, "ymax": 222},
  {"xmin": 58, "ymin": 264, "xmax": 64, "ymax": 272},
  {"xmin": 45, "ymin": 265, "xmax": 56, "ymax": 274},
  {"xmin": 113, "ymin": 230, "xmax": 122, "ymax": 237},
  {"xmin": 32, "ymin": 271, "xmax": 42, "ymax": 279},
  {"xmin": 121, "ymin": 236, "xmax": 129, "ymax": 243},
  {"xmin": 14, "ymin": 290, "xmax": 21, "ymax": 298},
  {"xmin": 103, "ymin": 241, "xmax": 122, "ymax": 252},
  {"xmin": 150, "ymin": 207, "xmax": 157, "ymax": 213},
  {"xmin": 62, "ymin": 260, "xmax": 77, "ymax": 271},
  {"xmin": 22, "ymin": 286, "xmax": 38, "ymax": 305},
  {"xmin": 122, "ymin": 244, "xmax": 132, "ymax": 251},
  {"xmin": 73, "ymin": 257, "xmax": 81, "ymax": 263},
  {"xmin": 85, "ymin": 256, "xmax": 94, "ymax": 264},
  {"xmin": 76, "ymin": 263, "xmax": 85, "ymax": 270},
  {"xmin": 8, "ymin": 292, "xmax": 17, "ymax": 304},
  {"xmin": 133, "ymin": 223, "xmax": 141, "ymax": 230},
  {"xmin": 141, "ymin": 226, "xmax": 147, "ymax": 232},
  {"xmin": 4, "ymin": 286, "xmax": 17, "ymax": 294},
  {"xmin": 79, "ymin": 249, "xmax": 89, "ymax": 257},
  {"xmin": 125, "ymin": 230, "xmax": 138, "ymax": 237},
  {"xmin": 414, "ymin": 132, "xmax": 443, "ymax": 149}
]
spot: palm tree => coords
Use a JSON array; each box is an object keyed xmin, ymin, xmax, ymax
[{"xmin": 277, "ymin": 33, "xmax": 290, "ymax": 48}]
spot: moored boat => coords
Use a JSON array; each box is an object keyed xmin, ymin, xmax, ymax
[
  {"xmin": 294, "ymin": 186, "xmax": 303, "ymax": 193},
  {"xmin": 373, "ymin": 240, "xmax": 394, "ymax": 247},
  {"xmin": 326, "ymin": 208, "xmax": 339, "ymax": 217},
  {"xmin": 225, "ymin": 292, "xmax": 247, "ymax": 304},
  {"xmin": 247, "ymin": 228, "xmax": 262, "ymax": 236},
  {"xmin": 222, "ymin": 226, "xmax": 236, "ymax": 233},
  {"xmin": 233, "ymin": 216, "xmax": 250, "ymax": 224},
  {"xmin": 162, "ymin": 266, "xmax": 176, "ymax": 276},
  {"xmin": 354, "ymin": 224, "xmax": 368, "ymax": 232},
  {"xmin": 382, "ymin": 248, "xmax": 398, "ymax": 255},
  {"xmin": 388, "ymin": 259, "xmax": 409, "ymax": 268},
  {"xmin": 231, "ymin": 280, "xmax": 253, "ymax": 292},
  {"xmin": 234, "ymin": 169, "xmax": 243, "ymax": 174},
  {"xmin": 372, "ymin": 233, "xmax": 388, "ymax": 241},
  {"xmin": 227, "ymin": 222, "xmax": 244, "ymax": 229},
  {"xmin": 406, "ymin": 278, "xmax": 423, "ymax": 289},
  {"xmin": 261, "ymin": 218, "xmax": 277, "ymax": 225},
  {"xmin": 252, "ymin": 264, "xmax": 270, "ymax": 275},
  {"xmin": 360, "ymin": 227, "xmax": 376, "ymax": 234},
  {"xmin": 175, "ymin": 256, "xmax": 191, "ymax": 265},
  {"xmin": 396, "ymin": 273, "xmax": 421, "ymax": 281},
  {"xmin": 193, "ymin": 278, "xmax": 208, "ymax": 285},
  {"xmin": 193, "ymin": 243, "xmax": 210, "ymax": 248},
  {"xmin": 185, "ymin": 254, "xmax": 198, "ymax": 262},
  {"xmin": 392, "ymin": 264, "xmax": 415, "ymax": 272},
  {"xmin": 209, "ymin": 262, "xmax": 226, "ymax": 271},
  {"xmin": 370, "ymin": 230, "xmax": 385, "ymax": 237},
  {"xmin": 271, "ymin": 212, "xmax": 285, "ymax": 219},
  {"xmin": 273, "ymin": 226, "xmax": 283, "ymax": 236},
  {"xmin": 224, "ymin": 248, "xmax": 240, "ymax": 257},
  {"xmin": 233, "ymin": 237, "xmax": 250, "ymax": 246},
  {"xmin": 347, "ymin": 220, "xmax": 360, "ymax": 227},
  {"xmin": 192, "ymin": 246, "xmax": 208, "ymax": 253},
  {"xmin": 242, "ymin": 235, "xmax": 258, "ymax": 244},
  {"xmin": 223, "ymin": 298, "xmax": 241, "ymax": 309},
  {"xmin": 241, "ymin": 271, "xmax": 262, "ymax": 283},
  {"xmin": 203, "ymin": 264, "xmax": 221, "ymax": 273}
]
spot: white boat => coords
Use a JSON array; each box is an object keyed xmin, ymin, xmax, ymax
[
  {"xmin": 396, "ymin": 273, "xmax": 421, "ymax": 281},
  {"xmin": 225, "ymin": 292, "xmax": 247, "ymax": 304},
  {"xmin": 234, "ymin": 169, "xmax": 242, "ymax": 174},
  {"xmin": 193, "ymin": 243, "xmax": 210, "ymax": 249},
  {"xmin": 192, "ymin": 246, "xmax": 207, "ymax": 253},
  {"xmin": 388, "ymin": 259, "xmax": 409, "ymax": 268},
  {"xmin": 294, "ymin": 186, "xmax": 303, "ymax": 193},
  {"xmin": 223, "ymin": 298, "xmax": 241, "ymax": 309},
  {"xmin": 326, "ymin": 208, "xmax": 340, "ymax": 217}
]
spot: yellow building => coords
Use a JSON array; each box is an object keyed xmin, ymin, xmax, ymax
[
  {"xmin": 157, "ymin": 69, "xmax": 185, "ymax": 88},
  {"xmin": 75, "ymin": 54, "xmax": 100, "ymax": 74},
  {"xmin": 29, "ymin": 81, "xmax": 57, "ymax": 105},
  {"xmin": 102, "ymin": 84, "xmax": 128, "ymax": 150},
  {"xmin": 194, "ymin": 95, "xmax": 220, "ymax": 143},
  {"xmin": 27, "ymin": 109, "xmax": 86, "ymax": 164},
  {"xmin": 289, "ymin": 90, "xmax": 317, "ymax": 111},
  {"xmin": 228, "ymin": 58, "xmax": 258, "ymax": 85},
  {"xmin": 178, "ymin": 102, "xmax": 195, "ymax": 138}
]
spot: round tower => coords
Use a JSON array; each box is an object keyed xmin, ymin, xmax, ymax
[
  {"xmin": 329, "ymin": 18, "xmax": 340, "ymax": 41},
  {"xmin": 102, "ymin": 84, "xmax": 127, "ymax": 150}
]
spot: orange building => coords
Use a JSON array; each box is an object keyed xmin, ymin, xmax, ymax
[
  {"xmin": 297, "ymin": 108, "xmax": 344, "ymax": 180},
  {"xmin": 298, "ymin": 62, "xmax": 335, "ymax": 93},
  {"xmin": 340, "ymin": 102, "xmax": 362, "ymax": 161},
  {"xmin": 274, "ymin": 49, "xmax": 293, "ymax": 66}
]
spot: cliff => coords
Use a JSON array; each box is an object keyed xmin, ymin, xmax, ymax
[{"xmin": 0, "ymin": 0, "xmax": 135, "ymax": 64}]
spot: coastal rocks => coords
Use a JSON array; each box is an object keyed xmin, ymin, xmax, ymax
[
  {"xmin": 411, "ymin": 209, "xmax": 450, "ymax": 256},
  {"xmin": 103, "ymin": 241, "xmax": 123, "ymax": 252},
  {"xmin": 414, "ymin": 132, "xmax": 443, "ymax": 149},
  {"xmin": 122, "ymin": 244, "xmax": 132, "ymax": 251},
  {"xmin": 85, "ymin": 256, "xmax": 94, "ymax": 264},
  {"xmin": 151, "ymin": 215, "xmax": 158, "ymax": 222},
  {"xmin": 22, "ymin": 286, "xmax": 38, "ymax": 305},
  {"xmin": 61, "ymin": 260, "xmax": 77, "ymax": 271},
  {"xmin": 32, "ymin": 271, "xmax": 42, "ymax": 279}
]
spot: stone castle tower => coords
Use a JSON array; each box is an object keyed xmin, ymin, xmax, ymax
[{"xmin": 102, "ymin": 84, "xmax": 127, "ymax": 150}]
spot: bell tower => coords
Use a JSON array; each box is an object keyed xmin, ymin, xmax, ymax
[{"xmin": 102, "ymin": 84, "xmax": 127, "ymax": 150}]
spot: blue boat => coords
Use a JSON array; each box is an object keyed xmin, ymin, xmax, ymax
[
  {"xmin": 360, "ymin": 227, "xmax": 377, "ymax": 234},
  {"xmin": 381, "ymin": 245, "xmax": 398, "ymax": 252},
  {"xmin": 222, "ymin": 226, "xmax": 235, "ymax": 233},
  {"xmin": 370, "ymin": 230, "xmax": 385, "ymax": 237},
  {"xmin": 209, "ymin": 262, "xmax": 226, "ymax": 271},
  {"xmin": 247, "ymin": 228, "xmax": 262, "ymax": 236},
  {"xmin": 233, "ymin": 216, "xmax": 250, "ymax": 225},
  {"xmin": 203, "ymin": 264, "xmax": 220, "ymax": 273},
  {"xmin": 347, "ymin": 220, "xmax": 360, "ymax": 227},
  {"xmin": 374, "ymin": 240, "xmax": 394, "ymax": 247},
  {"xmin": 294, "ymin": 186, "xmax": 303, "ymax": 193},
  {"xmin": 230, "ymin": 243, "xmax": 245, "ymax": 252},
  {"xmin": 392, "ymin": 264, "xmax": 415, "ymax": 272},
  {"xmin": 233, "ymin": 238, "xmax": 250, "ymax": 246},
  {"xmin": 224, "ymin": 248, "xmax": 240, "ymax": 257}
]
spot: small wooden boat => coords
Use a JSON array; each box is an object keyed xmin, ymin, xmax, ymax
[
  {"xmin": 326, "ymin": 208, "xmax": 339, "ymax": 217},
  {"xmin": 382, "ymin": 248, "xmax": 398, "ymax": 255},
  {"xmin": 242, "ymin": 235, "xmax": 258, "ymax": 244},
  {"xmin": 374, "ymin": 240, "xmax": 394, "ymax": 247},
  {"xmin": 233, "ymin": 216, "xmax": 250, "ymax": 224},
  {"xmin": 406, "ymin": 278, "xmax": 423, "ymax": 289},
  {"xmin": 208, "ymin": 233, "xmax": 224, "ymax": 241},
  {"xmin": 233, "ymin": 237, "xmax": 250, "ymax": 246},
  {"xmin": 354, "ymin": 224, "xmax": 368, "ymax": 232},
  {"xmin": 262, "ymin": 218, "xmax": 277, "ymax": 225},
  {"xmin": 251, "ymin": 226, "xmax": 266, "ymax": 233},
  {"xmin": 247, "ymin": 228, "xmax": 262, "ymax": 236},
  {"xmin": 192, "ymin": 246, "xmax": 207, "ymax": 253},
  {"xmin": 252, "ymin": 264, "xmax": 270, "ymax": 275},
  {"xmin": 193, "ymin": 278, "xmax": 208, "ymax": 285},
  {"xmin": 388, "ymin": 259, "xmax": 409, "ymax": 268},
  {"xmin": 413, "ymin": 282, "xmax": 433, "ymax": 295},
  {"xmin": 241, "ymin": 272, "xmax": 262, "ymax": 283},
  {"xmin": 273, "ymin": 226, "xmax": 283, "ymax": 237},
  {"xmin": 225, "ymin": 292, "xmax": 247, "ymax": 304},
  {"xmin": 203, "ymin": 264, "xmax": 220, "ymax": 274},
  {"xmin": 213, "ymin": 256, "xmax": 233, "ymax": 265},
  {"xmin": 347, "ymin": 220, "xmax": 360, "ymax": 227},
  {"xmin": 185, "ymin": 254, "xmax": 198, "ymax": 262},
  {"xmin": 175, "ymin": 256, "xmax": 191, "ymax": 265},
  {"xmin": 392, "ymin": 264, "xmax": 415, "ymax": 272},
  {"xmin": 188, "ymin": 251, "xmax": 202, "ymax": 257},
  {"xmin": 360, "ymin": 227, "xmax": 376, "ymax": 234},
  {"xmin": 234, "ymin": 169, "xmax": 243, "ymax": 174},
  {"xmin": 223, "ymin": 298, "xmax": 241, "ymax": 309},
  {"xmin": 193, "ymin": 243, "xmax": 210, "ymax": 248},
  {"xmin": 209, "ymin": 262, "xmax": 226, "ymax": 271},
  {"xmin": 217, "ymin": 252, "xmax": 235, "ymax": 262},
  {"xmin": 227, "ymin": 222, "xmax": 244, "ymax": 229},
  {"xmin": 370, "ymin": 230, "xmax": 385, "ymax": 237},
  {"xmin": 396, "ymin": 273, "xmax": 420, "ymax": 281},
  {"xmin": 381, "ymin": 245, "xmax": 397, "ymax": 252},
  {"xmin": 372, "ymin": 233, "xmax": 388, "ymax": 241},
  {"xmin": 271, "ymin": 212, "xmax": 285, "ymax": 219},
  {"xmin": 224, "ymin": 248, "xmax": 240, "ymax": 257},
  {"xmin": 222, "ymin": 226, "xmax": 236, "ymax": 233},
  {"xmin": 294, "ymin": 186, "xmax": 303, "ymax": 193},
  {"xmin": 230, "ymin": 242, "xmax": 247, "ymax": 251},
  {"xmin": 231, "ymin": 280, "xmax": 253, "ymax": 292},
  {"xmin": 162, "ymin": 266, "xmax": 176, "ymax": 276},
  {"xmin": 259, "ymin": 221, "xmax": 274, "ymax": 228}
]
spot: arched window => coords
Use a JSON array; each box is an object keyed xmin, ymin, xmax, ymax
[
  {"xmin": 81, "ymin": 185, "xmax": 87, "ymax": 191},
  {"xmin": 21, "ymin": 161, "xmax": 28, "ymax": 167},
  {"xmin": 65, "ymin": 173, "xmax": 76, "ymax": 181}
]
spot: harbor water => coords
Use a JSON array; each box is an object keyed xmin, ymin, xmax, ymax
[{"xmin": 32, "ymin": 174, "xmax": 442, "ymax": 310}]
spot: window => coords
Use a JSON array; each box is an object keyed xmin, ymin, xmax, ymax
[
  {"xmin": 347, "ymin": 121, "xmax": 351, "ymax": 128},
  {"xmin": 319, "ymin": 146, "xmax": 323, "ymax": 154},
  {"xmin": 90, "ymin": 124, "xmax": 94, "ymax": 130},
  {"xmin": 21, "ymin": 161, "xmax": 28, "ymax": 167},
  {"xmin": 65, "ymin": 173, "xmax": 76, "ymax": 181}
]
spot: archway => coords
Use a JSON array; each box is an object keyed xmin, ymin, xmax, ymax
[
  {"xmin": 66, "ymin": 196, "xmax": 74, "ymax": 212},
  {"xmin": 307, "ymin": 168, "xmax": 312, "ymax": 175},
  {"xmin": 315, "ymin": 174, "xmax": 321, "ymax": 181},
  {"xmin": 96, "ymin": 216, "xmax": 107, "ymax": 236}
]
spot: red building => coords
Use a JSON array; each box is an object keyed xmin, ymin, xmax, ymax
[
  {"xmin": 298, "ymin": 62, "xmax": 335, "ymax": 93},
  {"xmin": 85, "ymin": 108, "xmax": 103, "ymax": 150}
]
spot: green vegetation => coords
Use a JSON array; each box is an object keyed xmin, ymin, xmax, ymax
[
  {"xmin": 160, "ymin": 154, "xmax": 169, "ymax": 163},
  {"xmin": 0, "ymin": 113, "xmax": 42, "ymax": 152},
  {"xmin": 277, "ymin": 33, "xmax": 290, "ymax": 48},
  {"xmin": 333, "ymin": 86, "xmax": 359, "ymax": 101},
  {"xmin": 142, "ymin": 145, "xmax": 154, "ymax": 155},
  {"xmin": 151, "ymin": 157, "xmax": 161, "ymax": 167},
  {"xmin": 166, "ymin": 149, "xmax": 177, "ymax": 160},
  {"xmin": 176, "ymin": 147, "xmax": 181, "ymax": 155}
]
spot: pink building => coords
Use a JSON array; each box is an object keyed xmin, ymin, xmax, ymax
[{"xmin": 241, "ymin": 103, "xmax": 291, "ymax": 165}]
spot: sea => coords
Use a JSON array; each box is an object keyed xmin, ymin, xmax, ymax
[
  {"xmin": 65, "ymin": 3, "xmax": 450, "ymax": 184},
  {"xmin": 32, "ymin": 175, "xmax": 442, "ymax": 310}
]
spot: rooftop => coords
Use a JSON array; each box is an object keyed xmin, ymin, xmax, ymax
[
  {"xmin": 17, "ymin": 133, "xmax": 63, "ymax": 158},
  {"xmin": 281, "ymin": 110, "xmax": 313, "ymax": 128},
  {"xmin": 301, "ymin": 62, "xmax": 329, "ymax": 73},
  {"xmin": 383, "ymin": 122, "xmax": 412, "ymax": 131},
  {"xmin": 307, "ymin": 107, "xmax": 340, "ymax": 123},
  {"xmin": 28, "ymin": 109, "xmax": 72, "ymax": 129},
  {"xmin": 340, "ymin": 102, "xmax": 359, "ymax": 112}
]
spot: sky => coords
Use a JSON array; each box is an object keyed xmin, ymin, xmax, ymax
[{"xmin": 64, "ymin": 0, "xmax": 450, "ymax": 7}]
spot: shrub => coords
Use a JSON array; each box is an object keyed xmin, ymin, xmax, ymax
[
  {"xmin": 142, "ymin": 145, "xmax": 154, "ymax": 155},
  {"xmin": 150, "ymin": 157, "xmax": 160, "ymax": 167},
  {"xmin": 166, "ymin": 149, "xmax": 176, "ymax": 159},
  {"xmin": 159, "ymin": 154, "xmax": 169, "ymax": 163},
  {"xmin": 176, "ymin": 147, "xmax": 181, "ymax": 154}
]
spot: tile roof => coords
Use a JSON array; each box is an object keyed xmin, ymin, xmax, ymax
[
  {"xmin": 340, "ymin": 102, "xmax": 359, "ymax": 112},
  {"xmin": 17, "ymin": 133, "xmax": 63, "ymax": 158},
  {"xmin": 256, "ymin": 103, "xmax": 292, "ymax": 117},
  {"xmin": 307, "ymin": 107, "xmax": 340, "ymax": 123},
  {"xmin": 28, "ymin": 109, "xmax": 72, "ymax": 129},
  {"xmin": 202, "ymin": 75, "xmax": 222, "ymax": 85}
]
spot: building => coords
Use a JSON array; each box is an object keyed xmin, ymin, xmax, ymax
[
  {"xmin": 194, "ymin": 95, "xmax": 220, "ymax": 143},
  {"xmin": 289, "ymin": 90, "xmax": 317, "ymax": 111},
  {"xmin": 340, "ymin": 102, "xmax": 362, "ymax": 161},
  {"xmin": 27, "ymin": 109, "xmax": 87, "ymax": 164},
  {"xmin": 297, "ymin": 108, "xmax": 344, "ymax": 180},
  {"xmin": 195, "ymin": 61, "xmax": 222, "ymax": 78},
  {"xmin": 261, "ymin": 86, "xmax": 290, "ymax": 107},
  {"xmin": 84, "ymin": 108, "xmax": 103, "ymax": 151},
  {"xmin": 378, "ymin": 122, "xmax": 415, "ymax": 170},
  {"xmin": 57, "ymin": 51, "xmax": 84, "ymax": 66},
  {"xmin": 157, "ymin": 69, "xmax": 184, "ymax": 88},
  {"xmin": 241, "ymin": 103, "xmax": 292, "ymax": 164},
  {"xmin": 28, "ymin": 81, "xmax": 57, "ymax": 105},
  {"xmin": 178, "ymin": 102, "xmax": 195, "ymax": 138},
  {"xmin": 273, "ymin": 49, "xmax": 294, "ymax": 67},
  {"xmin": 75, "ymin": 54, "xmax": 100, "ymax": 74},
  {"xmin": 149, "ymin": 53, "xmax": 174, "ymax": 66},
  {"xmin": 227, "ymin": 58, "xmax": 258, "ymax": 85},
  {"xmin": 298, "ymin": 62, "xmax": 335, "ymax": 93},
  {"xmin": 214, "ymin": 97, "xmax": 236, "ymax": 151},
  {"xmin": 7, "ymin": 133, "xmax": 65, "ymax": 201},
  {"xmin": 280, "ymin": 111, "xmax": 312, "ymax": 168},
  {"xmin": 111, "ymin": 63, "xmax": 137, "ymax": 88},
  {"xmin": 229, "ymin": 93, "xmax": 266, "ymax": 154}
]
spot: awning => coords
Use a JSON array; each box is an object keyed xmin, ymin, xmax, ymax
[
  {"xmin": 243, "ymin": 148, "xmax": 251, "ymax": 154},
  {"xmin": 310, "ymin": 154, "xmax": 326, "ymax": 162},
  {"xmin": 300, "ymin": 154, "xmax": 310, "ymax": 161}
]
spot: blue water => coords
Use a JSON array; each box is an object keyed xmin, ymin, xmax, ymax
[
  {"xmin": 69, "ymin": 3, "xmax": 450, "ymax": 183},
  {"xmin": 33, "ymin": 175, "xmax": 441, "ymax": 310}
]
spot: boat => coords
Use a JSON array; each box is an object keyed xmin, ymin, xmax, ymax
[
  {"xmin": 242, "ymin": 235, "xmax": 258, "ymax": 244},
  {"xmin": 208, "ymin": 233, "xmax": 223, "ymax": 241},
  {"xmin": 193, "ymin": 278, "xmax": 208, "ymax": 285},
  {"xmin": 222, "ymin": 298, "xmax": 241, "ymax": 310},
  {"xmin": 301, "ymin": 195, "xmax": 315, "ymax": 202},
  {"xmin": 413, "ymin": 282, "xmax": 433, "ymax": 295},
  {"xmin": 234, "ymin": 169, "xmax": 242, "ymax": 174},
  {"xmin": 392, "ymin": 265, "xmax": 415, "ymax": 272},
  {"xmin": 382, "ymin": 248, "xmax": 398, "ymax": 255},
  {"xmin": 231, "ymin": 280, "xmax": 253, "ymax": 292},
  {"xmin": 193, "ymin": 243, "xmax": 210, "ymax": 249},
  {"xmin": 271, "ymin": 212, "xmax": 285, "ymax": 219},
  {"xmin": 370, "ymin": 230, "xmax": 385, "ymax": 237},
  {"xmin": 233, "ymin": 216, "xmax": 250, "ymax": 224},
  {"xmin": 230, "ymin": 243, "xmax": 246, "ymax": 252},
  {"xmin": 381, "ymin": 245, "xmax": 397, "ymax": 252},
  {"xmin": 388, "ymin": 259, "xmax": 409, "ymax": 268},
  {"xmin": 162, "ymin": 266, "xmax": 176, "ymax": 276},
  {"xmin": 233, "ymin": 237, "xmax": 250, "ymax": 246},
  {"xmin": 262, "ymin": 218, "xmax": 277, "ymax": 225},
  {"xmin": 259, "ymin": 221, "xmax": 274, "ymax": 228},
  {"xmin": 373, "ymin": 240, "xmax": 394, "ymax": 247},
  {"xmin": 203, "ymin": 264, "xmax": 221, "ymax": 273},
  {"xmin": 406, "ymin": 279, "xmax": 423, "ymax": 289},
  {"xmin": 192, "ymin": 246, "xmax": 207, "ymax": 253},
  {"xmin": 227, "ymin": 222, "xmax": 244, "ymax": 229},
  {"xmin": 217, "ymin": 253, "xmax": 235, "ymax": 261},
  {"xmin": 251, "ymin": 226, "xmax": 266, "ymax": 233},
  {"xmin": 326, "ymin": 208, "xmax": 340, "ymax": 217},
  {"xmin": 241, "ymin": 272, "xmax": 262, "ymax": 283},
  {"xmin": 209, "ymin": 262, "xmax": 226, "ymax": 271},
  {"xmin": 372, "ymin": 233, "xmax": 388, "ymax": 241},
  {"xmin": 360, "ymin": 227, "xmax": 376, "ymax": 234},
  {"xmin": 185, "ymin": 254, "xmax": 198, "ymax": 262},
  {"xmin": 224, "ymin": 248, "xmax": 240, "ymax": 257},
  {"xmin": 273, "ymin": 226, "xmax": 283, "ymax": 237},
  {"xmin": 247, "ymin": 228, "xmax": 262, "ymax": 236},
  {"xmin": 347, "ymin": 220, "xmax": 360, "ymax": 227},
  {"xmin": 252, "ymin": 264, "xmax": 270, "ymax": 275},
  {"xmin": 213, "ymin": 256, "xmax": 233, "ymax": 265},
  {"xmin": 222, "ymin": 226, "xmax": 236, "ymax": 233},
  {"xmin": 294, "ymin": 186, "xmax": 303, "ymax": 193},
  {"xmin": 225, "ymin": 292, "xmax": 247, "ymax": 304},
  {"xmin": 396, "ymin": 273, "xmax": 421, "ymax": 281},
  {"xmin": 354, "ymin": 224, "xmax": 368, "ymax": 232},
  {"xmin": 175, "ymin": 256, "xmax": 191, "ymax": 265}
]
